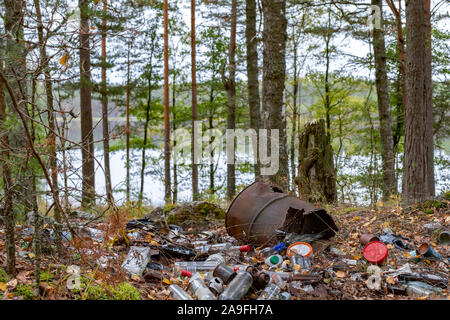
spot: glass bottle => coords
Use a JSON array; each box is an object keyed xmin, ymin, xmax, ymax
[
  {"xmin": 189, "ymin": 273, "xmax": 217, "ymax": 300},
  {"xmin": 219, "ymin": 271, "xmax": 253, "ymax": 300},
  {"xmin": 169, "ymin": 284, "xmax": 193, "ymax": 300}
]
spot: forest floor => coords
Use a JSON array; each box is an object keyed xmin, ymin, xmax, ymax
[{"xmin": 0, "ymin": 196, "xmax": 449, "ymax": 300}]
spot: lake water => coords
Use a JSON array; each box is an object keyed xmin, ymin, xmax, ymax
[{"xmin": 43, "ymin": 148, "xmax": 449, "ymax": 208}]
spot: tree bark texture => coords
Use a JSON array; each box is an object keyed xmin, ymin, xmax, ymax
[
  {"xmin": 371, "ymin": 0, "xmax": 397, "ymax": 200},
  {"xmin": 246, "ymin": 0, "xmax": 261, "ymax": 180},
  {"xmin": 79, "ymin": 0, "xmax": 96, "ymax": 208},
  {"xmin": 262, "ymin": 0, "xmax": 289, "ymax": 191},
  {"xmin": 295, "ymin": 119, "xmax": 337, "ymax": 203}
]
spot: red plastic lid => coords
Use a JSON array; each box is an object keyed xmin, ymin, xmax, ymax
[
  {"xmin": 181, "ymin": 270, "xmax": 192, "ymax": 277},
  {"xmin": 363, "ymin": 241, "xmax": 389, "ymax": 264},
  {"xmin": 239, "ymin": 245, "xmax": 251, "ymax": 252}
]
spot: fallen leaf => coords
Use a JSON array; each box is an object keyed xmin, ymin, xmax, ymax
[
  {"xmin": 336, "ymin": 270, "xmax": 346, "ymax": 278},
  {"xmin": 0, "ymin": 282, "xmax": 7, "ymax": 291},
  {"xmin": 162, "ymin": 278, "xmax": 172, "ymax": 285},
  {"xmin": 386, "ymin": 276, "xmax": 396, "ymax": 285},
  {"xmin": 130, "ymin": 274, "xmax": 140, "ymax": 282}
]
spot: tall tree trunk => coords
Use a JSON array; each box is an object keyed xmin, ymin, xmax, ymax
[
  {"xmin": 4, "ymin": 0, "xmax": 33, "ymax": 214},
  {"xmin": 223, "ymin": 0, "xmax": 237, "ymax": 201},
  {"xmin": 163, "ymin": 0, "xmax": 171, "ymax": 204},
  {"xmin": 126, "ymin": 42, "xmax": 131, "ymax": 203},
  {"xmin": 58, "ymin": 86, "xmax": 70, "ymax": 212},
  {"xmin": 34, "ymin": 0, "xmax": 62, "ymax": 255},
  {"xmin": 324, "ymin": 9, "xmax": 332, "ymax": 140},
  {"xmin": 402, "ymin": 0, "xmax": 429, "ymax": 203},
  {"xmin": 209, "ymin": 113, "xmax": 215, "ymax": 194},
  {"xmin": 261, "ymin": 0, "xmax": 288, "ymax": 190},
  {"xmin": 386, "ymin": 0, "xmax": 406, "ymax": 174},
  {"xmin": 386, "ymin": 0, "xmax": 407, "ymax": 109},
  {"xmin": 172, "ymin": 77, "xmax": 178, "ymax": 204},
  {"xmin": 29, "ymin": 80, "xmax": 42, "ymax": 285},
  {"xmin": 191, "ymin": 0, "xmax": 199, "ymax": 201},
  {"xmin": 101, "ymin": 0, "xmax": 113, "ymax": 204},
  {"xmin": 245, "ymin": 0, "xmax": 261, "ymax": 180},
  {"xmin": 371, "ymin": 0, "xmax": 397, "ymax": 201},
  {"xmin": 139, "ymin": 66, "xmax": 153, "ymax": 206},
  {"xmin": 290, "ymin": 29, "xmax": 299, "ymax": 192},
  {"xmin": 0, "ymin": 51, "xmax": 15, "ymax": 276},
  {"xmin": 424, "ymin": 0, "xmax": 434, "ymax": 197},
  {"xmin": 79, "ymin": 0, "xmax": 95, "ymax": 209},
  {"xmin": 208, "ymin": 83, "xmax": 215, "ymax": 194}
]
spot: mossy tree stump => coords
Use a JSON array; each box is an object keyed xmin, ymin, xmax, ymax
[{"xmin": 294, "ymin": 119, "xmax": 337, "ymax": 203}]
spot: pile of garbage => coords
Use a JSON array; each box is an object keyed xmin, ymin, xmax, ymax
[
  {"xmin": 119, "ymin": 222, "xmax": 448, "ymax": 300},
  {"xmin": 117, "ymin": 183, "xmax": 449, "ymax": 300}
]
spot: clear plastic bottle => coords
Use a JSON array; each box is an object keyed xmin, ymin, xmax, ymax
[
  {"xmin": 267, "ymin": 271, "xmax": 292, "ymax": 281},
  {"xmin": 257, "ymin": 282, "xmax": 281, "ymax": 300},
  {"xmin": 405, "ymin": 281, "xmax": 443, "ymax": 297},
  {"xmin": 169, "ymin": 284, "xmax": 193, "ymax": 300},
  {"xmin": 174, "ymin": 261, "xmax": 221, "ymax": 276},
  {"xmin": 232, "ymin": 264, "xmax": 250, "ymax": 272},
  {"xmin": 195, "ymin": 243, "xmax": 250, "ymax": 254},
  {"xmin": 173, "ymin": 254, "xmax": 225, "ymax": 276},
  {"xmin": 259, "ymin": 243, "xmax": 287, "ymax": 257},
  {"xmin": 206, "ymin": 253, "xmax": 226, "ymax": 264},
  {"xmin": 219, "ymin": 271, "xmax": 253, "ymax": 300},
  {"xmin": 189, "ymin": 273, "xmax": 217, "ymax": 300}
]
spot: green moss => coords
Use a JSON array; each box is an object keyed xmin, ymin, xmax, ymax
[
  {"xmin": 165, "ymin": 202, "xmax": 225, "ymax": 226},
  {"xmin": 0, "ymin": 268, "xmax": 8, "ymax": 283},
  {"xmin": 110, "ymin": 282, "xmax": 141, "ymax": 300},
  {"xmin": 195, "ymin": 202, "xmax": 226, "ymax": 219},
  {"xmin": 13, "ymin": 284, "xmax": 36, "ymax": 300},
  {"xmin": 163, "ymin": 204, "xmax": 176, "ymax": 214},
  {"xmin": 80, "ymin": 281, "xmax": 140, "ymax": 300},
  {"xmin": 85, "ymin": 285, "xmax": 109, "ymax": 300},
  {"xmin": 166, "ymin": 212, "xmax": 182, "ymax": 225}
]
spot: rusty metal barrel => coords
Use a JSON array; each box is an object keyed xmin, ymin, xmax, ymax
[{"xmin": 225, "ymin": 182, "xmax": 338, "ymax": 245}]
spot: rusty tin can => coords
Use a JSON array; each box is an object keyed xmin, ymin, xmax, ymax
[{"xmin": 360, "ymin": 234, "xmax": 380, "ymax": 246}]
